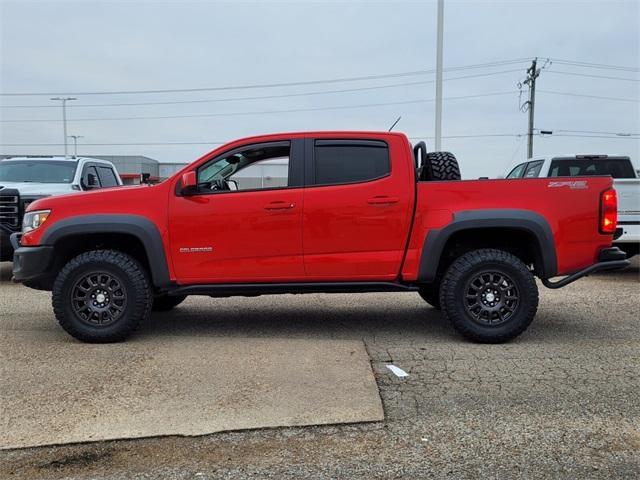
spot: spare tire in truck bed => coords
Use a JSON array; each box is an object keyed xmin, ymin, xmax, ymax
[{"xmin": 421, "ymin": 151, "xmax": 461, "ymax": 181}]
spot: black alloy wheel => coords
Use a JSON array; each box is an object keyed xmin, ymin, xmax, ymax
[
  {"xmin": 53, "ymin": 249, "xmax": 152, "ymax": 343},
  {"xmin": 439, "ymin": 249, "xmax": 538, "ymax": 343},
  {"xmin": 71, "ymin": 271, "xmax": 128, "ymax": 326},
  {"xmin": 463, "ymin": 270, "xmax": 519, "ymax": 326}
]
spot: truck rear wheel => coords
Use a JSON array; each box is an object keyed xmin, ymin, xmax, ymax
[
  {"xmin": 52, "ymin": 250, "xmax": 152, "ymax": 343},
  {"xmin": 439, "ymin": 249, "xmax": 538, "ymax": 343}
]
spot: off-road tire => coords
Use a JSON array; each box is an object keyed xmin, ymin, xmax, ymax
[
  {"xmin": 418, "ymin": 284, "xmax": 441, "ymax": 309},
  {"xmin": 439, "ymin": 249, "xmax": 538, "ymax": 343},
  {"xmin": 425, "ymin": 151, "xmax": 461, "ymax": 181},
  {"xmin": 152, "ymin": 295, "xmax": 187, "ymax": 312},
  {"xmin": 52, "ymin": 249, "xmax": 152, "ymax": 343}
]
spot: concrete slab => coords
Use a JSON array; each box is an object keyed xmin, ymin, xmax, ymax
[{"xmin": 0, "ymin": 272, "xmax": 383, "ymax": 449}]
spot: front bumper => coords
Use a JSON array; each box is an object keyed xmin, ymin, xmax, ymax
[
  {"xmin": 541, "ymin": 247, "xmax": 630, "ymax": 289},
  {"xmin": 12, "ymin": 240, "xmax": 54, "ymax": 284}
]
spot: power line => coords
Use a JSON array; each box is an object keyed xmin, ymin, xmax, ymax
[
  {"xmin": 0, "ymin": 73, "xmax": 521, "ymax": 109},
  {"xmin": 538, "ymin": 90, "xmax": 640, "ymax": 103},
  {"xmin": 554, "ymin": 129, "xmax": 639, "ymax": 136},
  {"xmin": 0, "ymin": 91, "xmax": 519, "ymax": 123},
  {"xmin": 541, "ymin": 134, "xmax": 640, "ymax": 139},
  {"xmin": 3, "ymin": 87, "xmax": 636, "ymax": 110},
  {"xmin": 545, "ymin": 70, "xmax": 640, "ymax": 82},
  {"xmin": 547, "ymin": 58, "xmax": 639, "ymax": 73},
  {"xmin": 0, "ymin": 61, "xmax": 530, "ymax": 97},
  {"xmin": 4, "ymin": 131, "xmax": 638, "ymax": 148}
]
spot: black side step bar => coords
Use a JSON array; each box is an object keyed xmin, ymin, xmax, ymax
[
  {"xmin": 542, "ymin": 247, "xmax": 630, "ymax": 289},
  {"xmin": 169, "ymin": 281, "xmax": 419, "ymax": 297}
]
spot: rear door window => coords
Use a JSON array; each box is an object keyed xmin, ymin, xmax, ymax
[
  {"xmin": 97, "ymin": 166, "xmax": 119, "ymax": 187},
  {"xmin": 549, "ymin": 158, "xmax": 636, "ymax": 178},
  {"xmin": 311, "ymin": 140, "xmax": 390, "ymax": 186}
]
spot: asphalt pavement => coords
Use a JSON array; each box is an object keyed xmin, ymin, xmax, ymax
[{"xmin": 1, "ymin": 259, "xmax": 639, "ymax": 479}]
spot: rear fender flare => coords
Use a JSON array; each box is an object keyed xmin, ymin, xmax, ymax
[
  {"xmin": 417, "ymin": 209, "xmax": 557, "ymax": 282},
  {"xmin": 41, "ymin": 214, "xmax": 171, "ymax": 287}
]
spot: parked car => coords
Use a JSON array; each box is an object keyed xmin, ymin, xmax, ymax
[
  {"xmin": 0, "ymin": 156, "xmax": 122, "ymax": 261},
  {"xmin": 11, "ymin": 132, "xmax": 629, "ymax": 343},
  {"xmin": 504, "ymin": 154, "xmax": 640, "ymax": 258}
]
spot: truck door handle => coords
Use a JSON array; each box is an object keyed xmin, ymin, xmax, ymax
[
  {"xmin": 367, "ymin": 196, "xmax": 399, "ymax": 205},
  {"xmin": 264, "ymin": 201, "xmax": 295, "ymax": 211}
]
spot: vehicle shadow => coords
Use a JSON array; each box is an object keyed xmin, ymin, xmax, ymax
[{"xmin": 139, "ymin": 294, "xmax": 456, "ymax": 344}]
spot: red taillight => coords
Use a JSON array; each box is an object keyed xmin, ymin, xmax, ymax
[{"xmin": 600, "ymin": 188, "xmax": 617, "ymax": 234}]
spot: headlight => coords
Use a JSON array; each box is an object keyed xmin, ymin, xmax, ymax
[{"xmin": 22, "ymin": 210, "xmax": 51, "ymax": 233}]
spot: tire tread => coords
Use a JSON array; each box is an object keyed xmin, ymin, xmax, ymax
[
  {"xmin": 52, "ymin": 249, "xmax": 152, "ymax": 343},
  {"xmin": 439, "ymin": 248, "xmax": 538, "ymax": 343},
  {"xmin": 426, "ymin": 151, "xmax": 461, "ymax": 181}
]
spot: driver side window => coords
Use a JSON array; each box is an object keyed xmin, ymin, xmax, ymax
[{"xmin": 197, "ymin": 142, "xmax": 290, "ymax": 192}]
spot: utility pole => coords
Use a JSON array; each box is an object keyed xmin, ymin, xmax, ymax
[
  {"xmin": 434, "ymin": 0, "xmax": 444, "ymax": 151},
  {"xmin": 68, "ymin": 135, "xmax": 83, "ymax": 156},
  {"xmin": 50, "ymin": 97, "xmax": 76, "ymax": 159},
  {"xmin": 523, "ymin": 58, "xmax": 540, "ymax": 159}
]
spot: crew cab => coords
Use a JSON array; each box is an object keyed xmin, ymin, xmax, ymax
[
  {"xmin": 505, "ymin": 154, "xmax": 640, "ymax": 258},
  {"xmin": 0, "ymin": 156, "xmax": 122, "ymax": 261},
  {"xmin": 11, "ymin": 132, "xmax": 629, "ymax": 344}
]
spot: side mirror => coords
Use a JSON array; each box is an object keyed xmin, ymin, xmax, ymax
[
  {"xmin": 227, "ymin": 179, "xmax": 238, "ymax": 191},
  {"xmin": 140, "ymin": 172, "xmax": 151, "ymax": 185},
  {"xmin": 181, "ymin": 171, "xmax": 197, "ymax": 195},
  {"xmin": 83, "ymin": 173, "xmax": 99, "ymax": 190}
]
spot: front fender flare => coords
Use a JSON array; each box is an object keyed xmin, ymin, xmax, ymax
[{"xmin": 41, "ymin": 214, "xmax": 171, "ymax": 287}]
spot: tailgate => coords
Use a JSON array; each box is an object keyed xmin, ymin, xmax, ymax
[{"xmin": 613, "ymin": 179, "xmax": 640, "ymax": 220}]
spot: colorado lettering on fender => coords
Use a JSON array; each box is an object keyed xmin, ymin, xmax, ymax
[
  {"xmin": 179, "ymin": 247, "xmax": 213, "ymax": 253},
  {"xmin": 547, "ymin": 180, "xmax": 588, "ymax": 189}
]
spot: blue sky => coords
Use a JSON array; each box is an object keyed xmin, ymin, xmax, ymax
[{"xmin": 1, "ymin": 0, "xmax": 638, "ymax": 178}]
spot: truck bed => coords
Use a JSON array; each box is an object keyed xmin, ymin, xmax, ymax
[{"xmin": 402, "ymin": 176, "xmax": 614, "ymax": 280}]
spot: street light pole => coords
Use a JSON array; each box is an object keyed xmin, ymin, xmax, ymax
[
  {"xmin": 68, "ymin": 135, "xmax": 83, "ymax": 156},
  {"xmin": 434, "ymin": 0, "xmax": 444, "ymax": 151},
  {"xmin": 50, "ymin": 97, "xmax": 76, "ymax": 159}
]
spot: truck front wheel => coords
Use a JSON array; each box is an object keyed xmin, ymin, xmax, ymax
[
  {"xmin": 439, "ymin": 249, "xmax": 538, "ymax": 343},
  {"xmin": 52, "ymin": 250, "xmax": 152, "ymax": 343}
]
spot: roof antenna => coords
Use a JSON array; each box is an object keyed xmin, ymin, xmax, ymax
[{"xmin": 388, "ymin": 116, "xmax": 401, "ymax": 132}]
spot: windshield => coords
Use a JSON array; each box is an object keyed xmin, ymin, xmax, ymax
[{"xmin": 0, "ymin": 160, "xmax": 77, "ymax": 183}]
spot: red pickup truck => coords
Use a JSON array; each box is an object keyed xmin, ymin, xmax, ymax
[{"xmin": 11, "ymin": 131, "xmax": 629, "ymax": 343}]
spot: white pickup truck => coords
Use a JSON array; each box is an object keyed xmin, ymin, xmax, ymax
[
  {"xmin": 504, "ymin": 154, "xmax": 640, "ymax": 258},
  {"xmin": 0, "ymin": 156, "xmax": 123, "ymax": 261}
]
